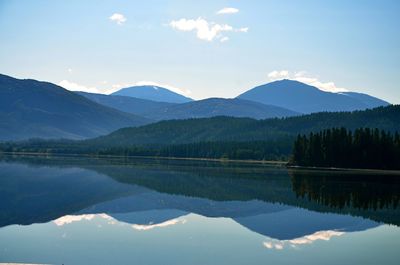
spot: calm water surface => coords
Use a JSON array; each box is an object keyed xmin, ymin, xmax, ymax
[{"xmin": 0, "ymin": 155, "xmax": 399, "ymax": 265}]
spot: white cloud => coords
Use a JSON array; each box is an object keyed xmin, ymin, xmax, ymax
[
  {"xmin": 109, "ymin": 13, "xmax": 127, "ymax": 25},
  {"xmin": 59, "ymin": 79, "xmax": 191, "ymax": 97},
  {"xmin": 169, "ymin": 17, "xmax": 247, "ymax": 42},
  {"xmin": 67, "ymin": 68, "xmax": 72, "ymax": 73},
  {"xmin": 237, "ymin": 27, "xmax": 249, "ymax": 33},
  {"xmin": 135, "ymin": 80, "xmax": 192, "ymax": 96},
  {"xmin": 220, "ymin": 36, "xmax": 229, "ymax": 42},
  {"xmin": 169, "ymin": 18, "xmax": 231, "ymax": 41},
  {"xmin": 268, "ymin": 70, "xmax": 290, "ymax": 80},
  {"xmin": 217, "ymin": 7, "xmax": 239, "ymax": 15},
  {"xmin": 59, "ymin": 80, "xmax": 99, "ymax": 93},
  {"xmin": 267, "ymin": 70, "xmax": 349, "ymax": 93}
]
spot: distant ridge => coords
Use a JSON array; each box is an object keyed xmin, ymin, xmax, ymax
[
  {"xmin": 144, "ymin": 97, "xmax": 299, "ymax": 120},
  {"xmin": 339, "ymin": 92, "xmax": 390, "ymax": 108},
  {"xmin": 112, "ymin": 85, "xmax": 193, "ymax": 103},
  {"xmin": 77, "ymin": 91, "xmax": 175, "ymax": 116},
  {"xmin": 237, "ymin": 79, "xmax": 389, "ymax": 113},
  {"xmin": 79, "ymin": 92, "xmax": 297, "ymax": 120}
]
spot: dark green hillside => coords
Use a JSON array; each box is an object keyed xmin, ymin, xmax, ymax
[
  {"xmin": 88, "ymin": 105, "xmax": 400, "ymax": 147},
  {"xmin": 263, "ymin": 105, "xmax": 400, "ymax": 134},
  {"xmin": 89, "ymin": 117, "xmax": 276, "ymax": 147}
]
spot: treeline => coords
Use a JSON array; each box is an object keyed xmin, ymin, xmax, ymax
[
  {"xmin": 0, "ymin": 139, "xmax": 293, "ymax": 161},
  {"xmin": 147, "ymin": 141, "xmax": 290, "ymax": 161},
  {"xmin": 2, "ymin": 125, "xmax": 400, "ymax": 167},
  {"xmin": 291, "ymin": 128, "xmax": 400, "ymax": 169},
  {"xmin": 84, "ymin": 105, "xmax": 400, "ymax": 147}
]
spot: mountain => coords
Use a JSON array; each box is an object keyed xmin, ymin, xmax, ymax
[
  {"xmin": 112, "ymin": 85, "xmax": 193, "ymax": 103},
  {"xmin": 340, "ymin": 92, "xmax": 390, "ymax": 108},
  {"xmin": 144, "ymin": 98, "xmax": 299, "ymax": 120},
  {"xmin": 77, "ymin": 93, "xmax": 297, "ymax": 120},
  {"xmin": 76, "ymin": 91, "xmax": 175, "ymax": 116},
  {"xmin": 0, "ymin": 74, "xmax": 151, "ymax": 141},
  {"xmin": 237, "ymin": 79, "xmax": 390, "ymax": 113},
  {"xmin": 87, "ymin": 105, "xmax": 399, "ymax": 147}
]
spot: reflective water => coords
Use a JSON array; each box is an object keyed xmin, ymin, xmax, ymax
[{"xmin": 0, "ymin": 155, "xmax": 399, "ymax": 265}]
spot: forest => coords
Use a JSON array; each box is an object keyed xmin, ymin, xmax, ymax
[
  {"xmin": 0, "ymin": 105, "xmax": 399, "ymax": 167},
  {"xmin": 0, "ymin": 139, "xmax": 293, "ymax": 161},
  {"xmin": 291, "ymin": 128, "xmax": 400, "ymax": 170}
]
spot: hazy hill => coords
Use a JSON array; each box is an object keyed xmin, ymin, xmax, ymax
[
  {"xmin": 112, "ymin": 85, "xmax": 193, "ymax": 103},
  {"xmin": 78, "ymin": 93, "xmax": 298, "ymax": 120},
  {"xmin": 0, "ymin": 74, "xmax": 151, "ymax": 141},
  {"xmin": 145, "ymin": 98, "xmax": 299, "ymax": 120},
  {"xmin": 340, "ymin": 92, "xmax": 389, "ymax": 108},
  {"xmin": 237, "ymin": 80, "xmax": 389, "ymax": 113},
  {"xmin": 77, "ymin": 91, "xmax": 175, "ymax": 116}
]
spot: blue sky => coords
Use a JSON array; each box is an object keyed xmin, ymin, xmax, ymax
[{"xmin": 0, "ymin": 0, "xmax": 399, "ymax": 102}]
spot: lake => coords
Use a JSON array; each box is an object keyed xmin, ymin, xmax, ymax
[{"xmin": 0, "ymin": 155, "xmax": 399, "ymax": 265}]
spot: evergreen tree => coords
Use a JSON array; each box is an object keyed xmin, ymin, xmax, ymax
[{"xmin": 292, "ymin": 128, "xmax": 400, "ymax": 170}]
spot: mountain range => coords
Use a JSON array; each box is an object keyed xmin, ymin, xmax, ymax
[
  {"xmin": 0, "ymin": 74, "xmax": 150, "ymax": 141},
  {"xmin": 79, "ymin": 92, "xmax": 299, "ymax": 120},
  {"xmin": 0, "ymin": 73, "xmax": 392, "ymax": 141},
  {"xmin": 79, "ymin": 80, "xmax": 389, "ymax": 121},
  {"xmin": 144, "ymin": 98, "xmax": 299, "ymax": 120}
]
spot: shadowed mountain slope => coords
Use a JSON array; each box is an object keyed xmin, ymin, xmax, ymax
[{"xmin": 0, "ymin": 74, "xmax": 151, "ymax": 141}]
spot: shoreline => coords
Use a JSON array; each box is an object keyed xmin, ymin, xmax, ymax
[
  {"xmin": 287, "ymin": 165, "xmax": 400, "ymax": 175},
  {"xmin": 2, "ymin": 151, "xmax": 400, "ymax": 174},
  {"xmin": 0, "ymin": 151, "xmax": 287, "ymax": 166}
]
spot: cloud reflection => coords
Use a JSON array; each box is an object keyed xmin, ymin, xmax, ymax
[
  {"xmin": 263, "ymin": 230, "xmax": 345, "ymax": 250},
  {"xmin": 53, "ymin": 213, "xmax": 113, "ymax": 226},
  {"xmin": 132, "ymin": 218, "xmax": 186, "ymax": 231},
  {"xmin": 53, "ymin": 213, "xmax": 187, "ymax": 231}
]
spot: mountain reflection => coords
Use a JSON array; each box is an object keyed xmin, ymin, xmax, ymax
[{"xmin": 0, "ymin": 154, "xmax": 399, "ymax": 240}]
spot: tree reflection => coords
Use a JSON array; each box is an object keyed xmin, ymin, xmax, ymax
[{"xmin": 290, "ymin": 169, "xmax": 400, "ymax": 210}]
